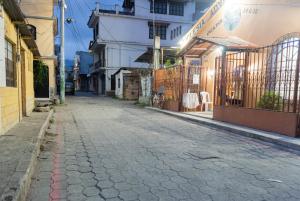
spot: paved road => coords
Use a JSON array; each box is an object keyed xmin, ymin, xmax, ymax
[{"xmin": 27, "ymin": 94, "xmax": 300, "ymax": 201}]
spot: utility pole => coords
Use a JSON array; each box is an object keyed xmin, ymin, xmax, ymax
[
  {"xmin": 60, "ymin": 0, "xmax": 65, "ymax": 104},
  {"xmin": 152, "ymin": 0, "xmax": 157, "ymax": 69},
  {"xmin": 152, "ymin": 0, "xmax": 160, "ymax": 70}
]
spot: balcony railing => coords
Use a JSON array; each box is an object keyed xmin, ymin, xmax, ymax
[{"xmin": 99, "ymin": 4, "xmax": 134, "ymax": 16}]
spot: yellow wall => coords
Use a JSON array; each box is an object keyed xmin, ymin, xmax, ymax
[
  {"xmin": 20, "ymin": 0, "xmax": 57, "ymax": 97},
  {"xmin": 0, "ymin": 10, "xmax": 35, "ymax": 135}
]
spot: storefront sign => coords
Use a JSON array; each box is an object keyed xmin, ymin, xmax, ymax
[
  {"xmin": 179, "ymin": 0, "xmax": 225, "ymax": 47},
  {"xmin": 193, "ymin": 74, "xmax": 200, "ymax": 84}
]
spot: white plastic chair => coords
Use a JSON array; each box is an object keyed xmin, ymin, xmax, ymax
[{"xmin": 200, "ymin": 91, "xmax": 213, "ymax": 111}]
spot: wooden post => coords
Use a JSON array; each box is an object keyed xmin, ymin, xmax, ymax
[
  {"xmin": 220, "ymin": 48, "xmax": 227, "ymax": 106},
  {"xmin": 243, "ymin": 51, "xmax": 250, "ymax": 107},
  {"xmin": 293, "ymin": 41, "xmax": 300, "ymax": 113}
]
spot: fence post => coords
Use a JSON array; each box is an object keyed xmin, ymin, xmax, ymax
[
  {"xmin": 243, "ymin": 51, "xmax": 250, "ymax": 107},
  {"xmin": 293, "ymin": 41, "xmax": 300, "ymax": 113},
  {"xmin": 220, "ymin": 48, "xmax": 227, "ymax": 106}
]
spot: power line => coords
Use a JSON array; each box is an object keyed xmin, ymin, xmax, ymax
[{"xmin": 65, "ymin": 0, "xmax": 87, "ymax": 50}]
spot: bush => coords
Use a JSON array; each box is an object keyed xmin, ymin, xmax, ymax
[{"xmin": 257, "ymin": 91, "xmax": 283, "ymax": 111}]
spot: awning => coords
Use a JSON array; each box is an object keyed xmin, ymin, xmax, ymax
[
  {"xmin": 3, "ymin": 0, "xmax": 40, "ymax": 57},
  {"xmin": 135, "ymin": 48, "xmax": 178, "ymax": 63},
  {"xmin": 178, "ymin": 36, "xmax": 258, "ymax": 57}
]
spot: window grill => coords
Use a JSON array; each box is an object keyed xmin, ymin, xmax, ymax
[
  {"xmin": 150, "ymin": 0, "xmax": 167, "ymax": 14},
  {"xmin": 169, "ymin": 1, "xmax": 184, "ymax": 16},
  {"xmin": 5, "ymin": 39, "xmax": 16, "ymax": 87}
]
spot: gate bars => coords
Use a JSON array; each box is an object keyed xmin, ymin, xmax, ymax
[{"xmin": 215, "ymin": 38, "xmax": 300, "ymax": 113}]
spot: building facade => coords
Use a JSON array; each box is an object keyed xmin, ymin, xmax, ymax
[
  {"xmin": 19, "ymin": 0, "xmax": 57, "ymax": 99},
  {"xmin": 88, "ymin": 0, "xmax": 202, "ymax": 95},
  {"xmin": 74, "ymin": 51, "xmax": 93, "ymax": 92},
  {"xmin": 177, "ymin": 0, "xmax": 300, "ymax": 137},
  {"xmin": 0, "ymin": 1, "xmax": 40, "ymax": 135}
]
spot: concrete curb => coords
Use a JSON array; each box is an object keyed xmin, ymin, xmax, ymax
[
  {"xmin": 12, "ymin": 109, "xmax": 53, "ymax": 201},
  {"xmin": 146, "ymin": 107, "xmax": 300, "ymax": 151}
]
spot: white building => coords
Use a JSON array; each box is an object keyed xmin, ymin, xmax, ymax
[{"xmin": 88, "ymin": 0, "xmax": 211, "ymax": 95}]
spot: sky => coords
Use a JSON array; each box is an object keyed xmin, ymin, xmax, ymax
[{"xmin": 56, "ymin": 0, "xmax": 120, "ymax": 61}]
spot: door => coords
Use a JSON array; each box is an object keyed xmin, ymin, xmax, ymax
[
  {"xmin": 33, "ymin": 60, "xmax": 49, "ymax": 98},
  {"xmin": 101, "ymin": 74, "xmax": 106, "ymax": 95}
]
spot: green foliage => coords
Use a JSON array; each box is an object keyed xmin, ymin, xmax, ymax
[
  {"xmin": 257, "ymin": 91, "xmax": 283, "ymax": 111},
  {"xmin": 33, "ymin": 60, "xmax": 49, "ymax": 89},
  {"xmin": 164, "ymin": 59, "xmax": 173, "ymax": 68}
]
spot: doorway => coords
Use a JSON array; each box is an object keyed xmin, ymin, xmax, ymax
[{"xmin": 33, "ymin": 60, "xmax": 49, "ymax": 98}]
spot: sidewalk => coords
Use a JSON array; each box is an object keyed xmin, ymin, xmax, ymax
[
  {"xmin": 146, "ymin": 107, "xmax": 300, "ymax": 151},
  {"xmin": 0, "ymin": 110, "xmax": 53, "ymax": 201}
]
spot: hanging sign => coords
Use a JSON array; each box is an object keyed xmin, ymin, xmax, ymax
[{"xmin": 193, "ymin": 74, "xmax": 200, "ymax": 84}]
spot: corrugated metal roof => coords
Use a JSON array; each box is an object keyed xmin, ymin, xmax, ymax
[
  {"xmin": 178, "ymin": 36, "xmax": 258, "ymax": 56},
  {"xmin": 3, "ymin": 0, "xmax": 40, "ymax": 57}
]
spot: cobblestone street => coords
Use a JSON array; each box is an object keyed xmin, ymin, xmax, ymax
[{"xmin": 26, "ymin": 94, "xmax": 300, "ymax": 201}]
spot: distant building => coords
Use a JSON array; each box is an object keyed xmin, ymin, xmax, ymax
[
  {"xmin": 88, "ymin": 0, "xmax": 212, "ymax": 95},
  {"xmin": 73, "ymin": 51, "xmax": 93, "ymax": 91}
]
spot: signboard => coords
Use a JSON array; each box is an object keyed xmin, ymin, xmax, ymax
[{"xmin": 193, "ymin": 74, "xmax": 200, "ymax": 84}]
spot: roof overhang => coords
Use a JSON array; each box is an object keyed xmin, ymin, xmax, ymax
[
  {"xmin": 112, "ymin": 67, "xmax": 151, "ymax": 76},
  {"xmin": 87, "ymin": 11, "xmax": 98, "ymax": 28},
  {"xmin": 3, "ymin": 0, "xmax": 40, "ymax": 57},
  {"xmin": 178, "ymin": 36, "xmax": 258, "ymax": 57}
]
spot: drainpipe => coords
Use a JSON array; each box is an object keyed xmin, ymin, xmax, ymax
[{"xmin": 16, "ymin": 28, "xmax": 21, "ymax": 121}]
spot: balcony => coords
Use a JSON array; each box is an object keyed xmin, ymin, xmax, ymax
[
  {"xmin": 99, "ymin": 4, "xmax": 134, "ymax": 16},
  {"xmin": 99, "ymin": 9, "xmax": 134, "ymax": 16},
  {"xmin": 95, "ymin": 60, "xmax": 105, "ymax": 69}
]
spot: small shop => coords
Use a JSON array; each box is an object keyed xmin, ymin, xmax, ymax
[
  {"xmin": 114, "ymin": 68, "xmax": 152, "ymax": 100},
  {"xmin": 154, "ymin": 0, "xmax": 300, "ymax": 137}
]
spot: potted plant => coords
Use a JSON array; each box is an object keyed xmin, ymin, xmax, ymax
[{"xmin": 257, "ymin": 91, "xmax": 283, "ymax": 111}]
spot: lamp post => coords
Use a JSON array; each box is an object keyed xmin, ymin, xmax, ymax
[{"xmin": 60, "ymin": 0, "xmax": 65, "ymax": 104}]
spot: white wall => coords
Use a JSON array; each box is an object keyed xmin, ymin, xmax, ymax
[
  {"xmin": 135, "ymin": 0, "xmax": 196, "ymax": 22},
  {"xmin": 99, "ymin": 15, "xmax": 192, "ymax": 47},
  {"xmin": 106, "ymin": 43, "xmax": 148, "ymax": 68},
  {"xmin": 0, "ymin": 9, "xmax": 5, "ymax": 87}
]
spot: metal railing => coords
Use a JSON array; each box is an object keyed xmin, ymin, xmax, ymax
[{"xmin": 215, "ymin": 39, "xmax": 300, "ymax": 113}]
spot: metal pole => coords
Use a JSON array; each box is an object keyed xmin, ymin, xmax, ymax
[{"xmin": 60, "ymin": 0, "xmax": 65, "ymax": 104}]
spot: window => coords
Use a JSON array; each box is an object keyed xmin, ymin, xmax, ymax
[
  {"xmin": 150, "ymin": 0, "xmax": 167, "ymax": 14},
  {"xmin": 149, "ymin": 24, "xmax": 167, "ymax": 40},
  {"xmin": 171, "ymin": 26, "xmax": 182, "ymax": 40},
  {"xmin": 169, "ymin": 1, "xmax": 184, "ymax": 16},
  {"xmin": 5, "ymin": 39, "xmax": 16, "ymax": 87}
]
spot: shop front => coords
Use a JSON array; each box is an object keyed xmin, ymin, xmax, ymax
[{"xmin": 175, "ymin": 0, "xmax": 300, "ymax": 137}]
